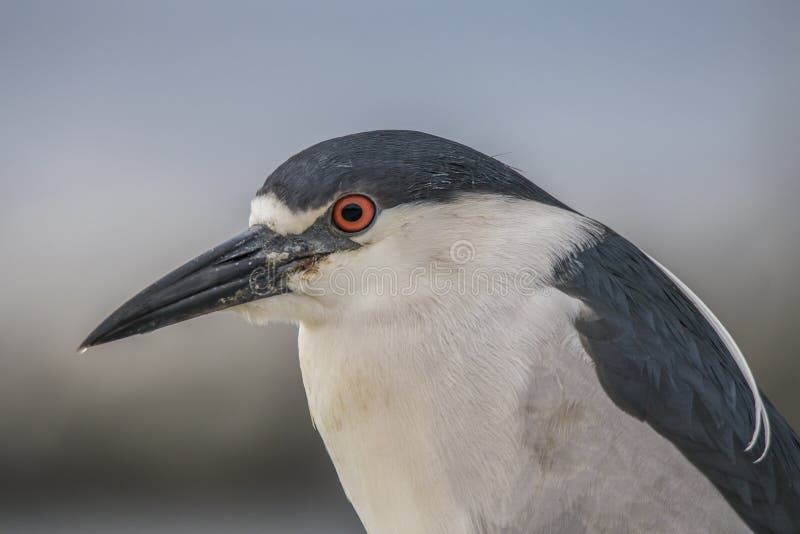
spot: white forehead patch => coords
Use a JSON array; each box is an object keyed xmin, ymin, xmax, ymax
[{"xmin": 249, "ymin": 192, "xmax": 330, "ymax": 235}]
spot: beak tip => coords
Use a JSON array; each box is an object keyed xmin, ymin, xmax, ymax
[
  {"xmin": 77, "ymin": 331, "xmax": 104, "ymax": 353},
  {"xmin": 76, "ymin": 226, "xmax": 285, "ymax": 353}
]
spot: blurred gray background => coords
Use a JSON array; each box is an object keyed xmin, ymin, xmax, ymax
[{"xmin": 1, "ymin": 1, "xmax": 798, "ymax": 532}]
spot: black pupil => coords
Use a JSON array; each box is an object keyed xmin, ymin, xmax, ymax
[{"xmin": 341, "ymin": 203, "xmax": 363, "ymax": 222}]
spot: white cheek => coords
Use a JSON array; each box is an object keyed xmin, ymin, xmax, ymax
[{"xmin": 277, "ymin": 195, "xmax": 603, "ymax": 317}]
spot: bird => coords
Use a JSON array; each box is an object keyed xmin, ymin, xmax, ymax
[{"xmin": 80, "ymin": 130, "xmax": 800, "ymax": 534}]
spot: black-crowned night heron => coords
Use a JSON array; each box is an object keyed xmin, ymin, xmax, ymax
[{"xmin": 81, "ymin": 130, "xmax": 800, "ymax": 533}]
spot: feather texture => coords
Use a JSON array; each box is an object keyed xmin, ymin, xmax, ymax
[{"xmin": 555, "ymin": 230, "xmax": 800, "ymax": 533}]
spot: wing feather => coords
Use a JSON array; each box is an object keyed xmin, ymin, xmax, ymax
[{"xmin": 554, "ymin": 229, "xmax": 800, "ymax": 533}]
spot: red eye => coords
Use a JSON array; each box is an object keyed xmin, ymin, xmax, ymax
[{"xmin": 332, "ymin": 194, "xmax": 376, "ymax": 233}]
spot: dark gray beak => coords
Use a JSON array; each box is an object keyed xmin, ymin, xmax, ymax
[{"xmin": 79, "ymin": 224, "xmax": 353, "ymax": 351}]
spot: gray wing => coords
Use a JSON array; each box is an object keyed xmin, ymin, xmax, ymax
[{"xmin": 554, "ymin": 229, "xmax": 800, "ymax": 534}]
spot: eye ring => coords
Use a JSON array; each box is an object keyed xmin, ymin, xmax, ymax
[{"xmin": 332, "ymin": 194, "xmax": 376, "ymax": 233}]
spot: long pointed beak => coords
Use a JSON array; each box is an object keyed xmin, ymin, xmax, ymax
[{"xmin": 79, "ymin": 224, "xmax": 348, "ymax": 351}]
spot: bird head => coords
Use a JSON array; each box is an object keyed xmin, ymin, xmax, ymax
[{"xmin": 80, "ymin": 130, "xmax": 596, "ymax": 349}]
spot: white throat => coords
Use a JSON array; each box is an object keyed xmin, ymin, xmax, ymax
[
  {"xmin": 298, "ymin": 289, "xmax": 586, "ymax": 533},
  {"xmin": 288, "ymin": 196, "xmax": 603, "ymax": 532}
]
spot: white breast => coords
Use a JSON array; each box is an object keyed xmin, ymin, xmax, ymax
[{"xmin": 297, "ymin": 289, "xmax": 748, "ymax": 534}]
